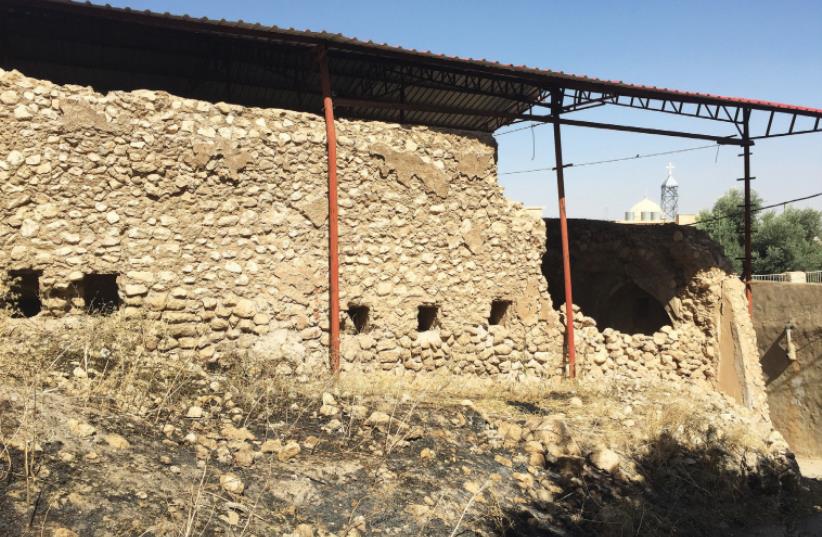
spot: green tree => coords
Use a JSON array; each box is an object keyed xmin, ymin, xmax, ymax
[
  {"xmin": 697, "ymin": 188, "xmax": 822, "ymax": 273},
  {"xmin": 752, "ymin": 208, "xmax": 822, "ymax": 273},
  {"xmin": 696, "ymin": 188, "xmax": 763, "ymax": 273}
]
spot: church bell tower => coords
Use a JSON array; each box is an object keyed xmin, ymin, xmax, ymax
[{"xmin": 660, "ymin": 162, "xmax": 679, "ymax": 222}]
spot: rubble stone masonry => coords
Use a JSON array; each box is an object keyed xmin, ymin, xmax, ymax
[{"xmin": 0, "ymin": 68, "xmax": 766, "ymax": 406}]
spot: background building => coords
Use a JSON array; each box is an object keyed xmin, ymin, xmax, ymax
[
  {"xmin": 660, "ymin": 162, "xmax": 679, "ymax": 221},
  {"xmin": 618, "ymin": 197, "xmax": 664, "ymax": 224},
  {"xmin": 618, "ymin": 163, "xmax": 697, "ymax": 225}
]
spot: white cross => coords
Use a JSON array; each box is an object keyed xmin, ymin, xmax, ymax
[{"xmin": 666, "ymin": 162, "xmax": 675, "ymax": 176}]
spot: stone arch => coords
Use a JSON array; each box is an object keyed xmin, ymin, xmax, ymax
[
  {"xmin": 598, "ymin": 279, "xmax": 672, "ymax": 335},
  {"xmin": 543, "ymin": 265, "xmax": 673, "ymax": 336}
]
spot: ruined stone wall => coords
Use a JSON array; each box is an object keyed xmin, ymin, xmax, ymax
[
  {"xmin": 0, "ymin": 68, "xmax": 561, "ymax": 379},
  {"xmin": 0, "ymin": 69, "xmax": 766, "ymax": 399},
  {"xmin": 542, "ymin": 219, "xmax": 765, "ymax": 404},
  {"xmin": 718, "ymin": 278, "xmax": 769, "ymax": 414}
]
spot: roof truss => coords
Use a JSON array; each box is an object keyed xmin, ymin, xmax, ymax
[{"xmin": 1, "ymin": 0, "xmax": 821, "ymax": 142}]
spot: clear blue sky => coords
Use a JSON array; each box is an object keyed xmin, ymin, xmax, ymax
[{"xmin": 101, "ymin": 0, "xmax": 822, "ymax": 218}]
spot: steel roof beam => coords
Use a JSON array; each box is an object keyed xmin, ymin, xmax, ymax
[
  {"xmin": 5, "ymin": 0, "xmax": 822, "ymax": 134},
  {"xmin": 334, "ymin": 97, "xmax": 744, "ymax": 144},
  {"xmin": 8, "ymin": 0, "xmax": 822, "ymax": 124},
  {"xmin": 750, "ymin": 125, "xmax": 822, "ymax": 141}
]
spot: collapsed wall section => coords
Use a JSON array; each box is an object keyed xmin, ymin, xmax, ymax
[{"xmin": 541, "ymin": 219, "xmax": 766, "ymax": 410}]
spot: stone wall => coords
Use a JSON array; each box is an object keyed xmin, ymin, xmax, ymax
[
  {"xmin": 0, "ymin": 68, "xmax": 766, "ymax": 401},
  {"xmin": 718, "ymin": 278, "xmax": 769, "ymax": 413},
  {"xmin": 752, "ymin": 281, "xmax": 822, "ymax": 456},
  {"xmin": 541, "ymin": 219, "xmax": 766, "ymax": 411},
  {"xmin": 0, "ymin": 68, "xmax": 561, "ymax": 379}
]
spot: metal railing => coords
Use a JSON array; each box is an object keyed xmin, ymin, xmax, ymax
[
  {"xmin": 751, "ymin": 273, "xmax": 790, "ymax": 282},
  {"xmin": 751, "ymin": 271, "xmax": 822, "ymax": 283}
]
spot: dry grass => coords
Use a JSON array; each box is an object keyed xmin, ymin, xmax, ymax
[
  {"xmin": 0, "ymin": 312, "xmax": 766, "ymax": 459},
  {"xmin": 0, "ymin": 307, "xmax": 205, "ymax": 525},
  {"xmin": 0, "ymin": 312, "xmax": 203, "ymax": 419},
  {"xmin": 335, "ymin": 369, "xmax": 565, "ymax": 406},
  {"xmin": 0, "ymin": 311, "xmax": 799, "ymax": 537}
]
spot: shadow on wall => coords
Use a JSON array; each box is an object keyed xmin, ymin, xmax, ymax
[
  {"xmin": 760, "ymin": 327, "xmax": 822, "ymax": 387},
  {"xmin": 548, "ymin": 271, "xmax": 672, "ymax": 335},
  {"xmin": 541, "ymin": 219, "xmax": 728, "ymax": 335},
  {"xmin": 752, "ymin": 281, "xmax": 822, "ymax": 458},
  {"xmin": 485, "ymin": 432, "xmax": 813, "ymax": 537},
  {"xmin": 760, "ymin": 328, "xmax": 795, "ymax": 383}
]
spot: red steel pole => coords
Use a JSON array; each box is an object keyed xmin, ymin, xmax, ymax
[
  {"xmin": 551, "ymin": 93, "xmax": 576, "ymax": 378},
  {"xmin": 317, "ymin": 46, "xmax": 341, "ymax": 373}
]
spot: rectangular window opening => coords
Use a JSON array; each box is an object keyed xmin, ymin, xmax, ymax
[
  {"xmin": 346, "ymin": 305, "xmax": 370, "ymax": 334},
  {"xmin": 5, "ymin": 270, "xmax": 42, "ymax": 318},
  {"xmin": 83, "ymin": 273, "xmax": 121, "ymax": 315},
  {"xmin": 489, "ymin": 299, "xmax": 512, "ymax": 326},
  {"xmin": 417, "ymin": 304, "xmax": 439, "ymax": 332}
]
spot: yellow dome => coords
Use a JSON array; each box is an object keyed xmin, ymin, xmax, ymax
[{"xmin": 622, "ymin": 197, "xmax": 664, "ymax": 222}]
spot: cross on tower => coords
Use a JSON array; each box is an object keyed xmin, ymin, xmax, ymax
[{"xmin": 660, "ymin": 162, "xmax": 679, "ymax": 221}]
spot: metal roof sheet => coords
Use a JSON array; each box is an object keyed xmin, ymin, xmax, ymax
[{"xmin": 2, "ymin": 0, "xmax": 821, "ymax": 134}]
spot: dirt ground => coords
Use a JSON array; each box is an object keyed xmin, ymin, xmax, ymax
[
  {"xmin": 796, "ymin": 458, "xmax": 822, "ymax": 480},
  {"xmin": 1, "ymin": 316, "xmax": 820, "ymax": 536},
  {"xmin": 750, "ymin": 459, "xmax": 822, "ymax": 537}
]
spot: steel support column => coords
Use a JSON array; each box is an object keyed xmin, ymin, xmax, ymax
[
  {"xmin": 741, "ymin": 110, "xmax": 753, "ymax": 315},
  {"xmin": 317, "ymin": 46, "xmax": 341, "ymax": 373},
  {"xmin": 551, "ymin": 92, "xmax": 576, "ymax": 378}
]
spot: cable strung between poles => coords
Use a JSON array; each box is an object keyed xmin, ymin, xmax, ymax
[
  {"xmin": 686, "ymin": 191, "xmax": 822, "ymax": 226},
  {"xmin": 498, "ymin": 143, "xmax": 720, "ymax": 176}
]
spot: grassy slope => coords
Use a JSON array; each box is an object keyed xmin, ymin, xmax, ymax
[{"xmin": 0, "ymin": 315, "xmax": 818, "ymax": 536}]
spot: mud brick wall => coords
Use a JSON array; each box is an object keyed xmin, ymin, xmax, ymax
[{"xmin": 752, "ymin": 281, "xmax": 822, "ymax": 456}]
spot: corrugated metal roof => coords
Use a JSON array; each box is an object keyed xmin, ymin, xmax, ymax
[{"xmin": 2, "ymin": 0, "xmax": 821, "ymax": 133}]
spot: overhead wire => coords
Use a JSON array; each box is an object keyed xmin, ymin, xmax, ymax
[
  {"xmin": 492, "ymin": 119, "xmax": 822, "ymax": 222},
  {"xmin": 494, "ymin": 121, "xmax": 548, "ymax": 137},
  {"xmin": 498, "ymin": 142, "xmax": 720, "ymax": 176},
  {"xmin": 685, "ymin": 192, "xmax": 822, "ymax": 226}
]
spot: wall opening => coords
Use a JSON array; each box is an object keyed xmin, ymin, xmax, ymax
[
  {"xmin": 599, "ymin": 281, "xmax": 671, "ymax": 335},
  {"xmin": 83, "ymin": 273, "xmax": 121, "ymax": 315},
  {"xmin": 544, "ymin": 268, "xmax": 671, "ymax": 336},
  {"xmin": 5, "ymin": 270, "xmax": 42, "ymax": 318},
  {"xmin": 541, "ymin": 219, "xmax": 688, "ymax": 337},
  {"xmin": 345, "ymin": 305, "xmax": 370, "ymax": 334},
  {"xmin": 488, "ymin": 300, "xmax": 512, "ymax": 326},
  {"xmin": 417, "ymin": 305, "xmax": 439, "ymax": 332}
]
